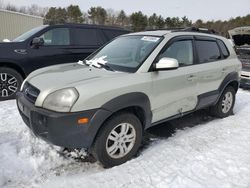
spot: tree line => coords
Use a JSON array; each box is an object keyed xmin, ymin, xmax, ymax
[
  {"xmin": 43, "ymin": 5, "xmax": 193, "ymax": 32},
  {"xmin": 0, "ymin": 2, "xmax": 250, "ymax": 37}
]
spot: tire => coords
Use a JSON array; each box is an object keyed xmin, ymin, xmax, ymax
[
  {"xmin": 0, "ymin": 67, "xmax": 23, "ymax": 101},
  {"xmin": 92, "ymin": 112, "xmax": 143, "ymax": 168},
  {"xmin": 210, "ymin": 86, "xmax": 236, "ymax": 118}
]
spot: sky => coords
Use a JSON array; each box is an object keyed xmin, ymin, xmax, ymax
[{"xmin": 2, "ymin": 0, "xmax": 250, "ymax": 21}]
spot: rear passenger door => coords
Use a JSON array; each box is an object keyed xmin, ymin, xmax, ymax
[
  {"xmin": 70, "ymin": 28, "xmax": 106, "ymax": 61},
  {"xmin": 151, "ymin": 36, "xmax": 199, "ymax": 122},
  {"xmin": 193, "ymin": 36, "xmax": 229, "ymax": 104}
]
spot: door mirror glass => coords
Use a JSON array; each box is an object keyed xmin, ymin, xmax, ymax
[
  {"xmin": 32, "ymin": 37, "xmax": 44, "ymax": 47},
  {"xmin": 155, "ymin": 57, "xmax": 179, "ymax": 70}
]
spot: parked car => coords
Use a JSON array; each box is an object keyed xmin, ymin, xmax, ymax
[
  {"xmin": 0, "ymin": 24, "xmax": 129, "ymax": 100},
  {"xmin": 17, "ymin": 28, "xmax": 241, "ymax": 167},
  {"xmin": 228, "ymin": 26, "xmax": 250, "ymax": 88}
]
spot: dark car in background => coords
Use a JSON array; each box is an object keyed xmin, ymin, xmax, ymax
[{"xmin": 0, "ymin": 24, "xmax": 129, "ymax": 100}]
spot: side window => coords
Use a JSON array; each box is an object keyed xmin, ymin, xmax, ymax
[
  {"xmin": 40, "ymin": 28, "xmax": 70, "ymax": 46},
  {"xmin": 159, "ymin": 40, "xmax": 194, "ymax": 66},
  {"xmin": 217, "ymin": 40, "xmax": 230, "ymax": 58},
  {"xmin": 72, "ymin": 28, "xmax": 103, "ymax": 46},
  {"xmin": 195, "ymin": 40, "xmax": 221, "ymax": 63}
]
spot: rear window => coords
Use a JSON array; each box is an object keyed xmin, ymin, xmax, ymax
[
  {"xmin": 196, "ymin": 40, "xmax": 221, "ymax": 63},
  {"xmin": 217, "ymin": 40, "xmax": 230, "ymax": 58},
  {"xmin": 72, "ymin": 28, "xmax": 103, "ymax": 46}
]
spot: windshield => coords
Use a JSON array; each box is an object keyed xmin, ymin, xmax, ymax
[
  {"xmin": 86, "ymin": 35, "xmax": 162, "ymax": 72},
  {"xmin": 13, "ymin": 25, "xmax": 48, "ymax": 42}
]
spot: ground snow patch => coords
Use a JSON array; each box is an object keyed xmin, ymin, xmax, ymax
[{"xmin": 0, "ymin": 90, "xmax": 250, "ymax": 187}]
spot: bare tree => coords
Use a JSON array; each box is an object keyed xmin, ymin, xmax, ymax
[{"xmin": 106, "ymin": 8, "xmax": 118, "ymax": 26}]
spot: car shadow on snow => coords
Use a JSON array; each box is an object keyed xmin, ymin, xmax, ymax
[{"xmin": 142, "ymin": 109, "xmax": 216, "ymax": 147}]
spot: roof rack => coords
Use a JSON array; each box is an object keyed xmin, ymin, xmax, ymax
[
  {"xmin": 145, "ymin": 27, "xmax": 218, "ymax": 35},
  {"xmin": 172, "ymin": 27, "xmax": 218, "ymax": 35}
]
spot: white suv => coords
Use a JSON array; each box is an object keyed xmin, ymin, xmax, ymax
[{"xmin": 17, "ymin": 28, "xmax": 241, "ymax": 167}]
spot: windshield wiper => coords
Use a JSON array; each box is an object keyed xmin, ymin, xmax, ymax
[{"xmin": 96, "ymin": 62, "xmax": 114, "ymax": 71}]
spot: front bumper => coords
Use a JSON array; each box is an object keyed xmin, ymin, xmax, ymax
[{"xmin": 16, "ymin": 92, "xmax": 112, "ymax": 149}]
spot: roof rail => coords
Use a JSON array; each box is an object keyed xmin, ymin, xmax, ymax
[
  {"xmin": 145, "ymin": 27, "xmax": 185, "ymax": 31},
  {"xmin": 145, "ymin": 27, "xmax": 218, "ymax": 35},
  {"xmin": 173, "ymin": 27, "xmax": 218, "ymax": 35}
]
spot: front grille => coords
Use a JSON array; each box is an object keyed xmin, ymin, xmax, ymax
[{"xmin": 22, "ymin": 82, "xmax": 40, "ymax": 104}]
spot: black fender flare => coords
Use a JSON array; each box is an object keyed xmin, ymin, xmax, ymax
[
  {"xmin": 101, "ymin": 92, "xmax": 152, "ymax": 129},
  {"xmin": 87, "ymin": 92, "xmax": 152, "ymax": 148},
  {"xmin": 218, "ymin": 71, "xmax": 239, "ymax": 94},
  {"xmin": 215, "ymin": 71, "xmax": 239, "ymax": 104}
]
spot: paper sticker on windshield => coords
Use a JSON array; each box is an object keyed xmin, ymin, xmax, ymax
[{"xmin": 141, "ymin": 36, "xmax": 160, "ymax": 42}]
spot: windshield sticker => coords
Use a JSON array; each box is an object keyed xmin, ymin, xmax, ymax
[
  {"xmin": 86, "ymin": 56, "xmax": 108, "ymax": 68},
  {"xmin": 141, "ymin": 36, "xmax": 160, "ymax": 42}
]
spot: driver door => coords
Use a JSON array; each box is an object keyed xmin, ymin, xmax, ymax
[
  {"xmin": 151, "ymin": 36, "xmax": 199, "ymax": 123},
  {"xmin": 27, "ymin": 27, "xmax": 75, "ymax": 71}
]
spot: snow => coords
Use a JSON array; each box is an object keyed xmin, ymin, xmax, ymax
[{"xmin": 1, "ymin": 89, "xmax": 250, "ymax": 188}]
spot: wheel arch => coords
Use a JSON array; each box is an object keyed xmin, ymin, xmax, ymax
[
  {"xmin": 219, "ymin": 72, "xmax": 239, "ymax": 94},
  {"xmin": 213, "ymin": 71, "xmax": 239, "ymax": 105},
  {"xmin": 101, "ymin": 92, "xmax": 152, "ymax": 129},
  {"xmin": 88, "ymin": 92, "xmax": 152, "ymax": 150},
  {"xmin": 0, "ymin": 62, "xmax": 26, "ymax": 79}
]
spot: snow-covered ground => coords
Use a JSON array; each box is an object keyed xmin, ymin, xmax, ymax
[{"xmin": 1, "ymin": 89, "xmax": 250, "ymax": 188}]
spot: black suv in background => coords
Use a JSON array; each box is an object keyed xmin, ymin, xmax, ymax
[{"xmin": 0, "ymin": 24, "xmax": 129, "ymax": 100}]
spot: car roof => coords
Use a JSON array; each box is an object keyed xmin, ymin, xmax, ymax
[
  {"xmin": 124, "ymin": 29, "xmax": 225, "ymax": 41},
  {"xmin": 48, "ymin": 23, "xmax": 130, "ymax": 31}
]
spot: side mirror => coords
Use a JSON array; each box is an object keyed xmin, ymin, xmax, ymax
[
  {"xmin": 31, "ymin": 37, "xmax": 44, "ymax": 48},
  {"xmin": 155, "ymin": 57, "xmax": 179, "ymax": 71}
]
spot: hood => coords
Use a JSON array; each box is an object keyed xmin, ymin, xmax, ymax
[{"xmin": 27, "ymin": 63, "xmax": 126, "ymax": 91}]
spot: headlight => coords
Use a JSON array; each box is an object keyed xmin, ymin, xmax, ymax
[{"xmin": 43, "ymin": 88, "xmax": 79, "ymax": 112}]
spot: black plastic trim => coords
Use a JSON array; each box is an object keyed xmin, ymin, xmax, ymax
[
  {"xmin": 195, "ymin": 90, "xmax": 219, "ymax": 110},
  {"xmin": 101, "ymin": 92, "xmax": 152, "ymax": 129},
  {"xmin": 16, "ymin": 92, "xmax": 112, "ymax": 149}
]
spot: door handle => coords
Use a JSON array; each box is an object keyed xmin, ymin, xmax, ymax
[{"xmin": 187, "ymin": 75, "xmax": 197, "ymax": 81}]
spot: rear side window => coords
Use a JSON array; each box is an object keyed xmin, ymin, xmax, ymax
[
  {"xmin": 72, "ymin": 28, "xmax": 103, "ymax": 46},
  {"xmin": 195, "ymin": 40, "xmax": 221, "ymax": 63},
  {"xmin": 40, "ymin": 28, "xmax": 70, "ymax": 46},
  {"xmin": 103, "ymin": 29, "xmax": 127, "ymax": 40},
  {"xmin": 217, "ymin": 40, "xmax": 230, "ymax": 58}
]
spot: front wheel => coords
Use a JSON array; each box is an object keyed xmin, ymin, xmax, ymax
[
  {"xmin": 92, "ymin": 113, "xmax": 143, "ymax": 168},
  {"xmin": 210, "ymin": 86, "xmax": 236, "ymax": 118},
  {"xmin": 0, "ymin": 67, "xmax": 23, "ymax": 101}
]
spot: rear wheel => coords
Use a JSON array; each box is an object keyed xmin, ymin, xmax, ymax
[
  {"xmin": 92, "ymin": 113, "xmax": 143, "ymax": 168},
  {"xmin": 0, "ymin": 67, "xmax": 23, "ymax": 101},
  {"xmin": 210, "ymin": 86, "xmax": 236, "ymax": 118}
]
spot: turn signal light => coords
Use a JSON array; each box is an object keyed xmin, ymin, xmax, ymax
[{"xmin": 78, "ymin": 118, "xmax": 89, "ymax": 124}]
